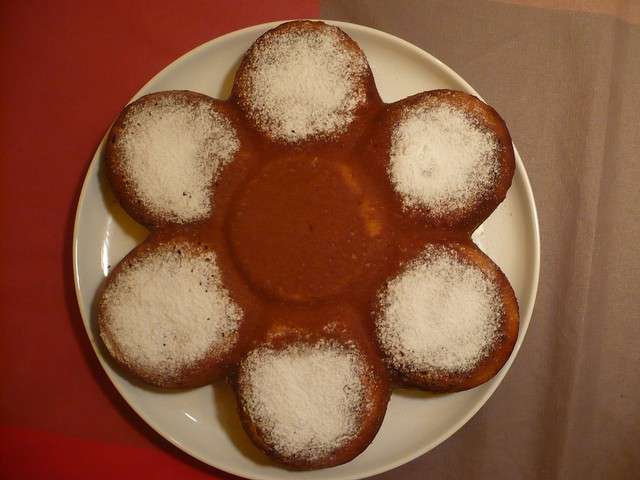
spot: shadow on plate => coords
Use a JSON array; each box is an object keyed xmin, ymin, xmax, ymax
[
  {"xmin": 97, "ymin": 154, "xmax": 148, "ymax": 247},
  {"xmin": 217, "ymin": 58, "xmax": 241, "ymax": 100},
  {"xmin": 212, "ymin": 381, "xmax": 274, "ymax": 466},
  {"xmin": 393, "ymin": 387, "xmax": 440, "ymax": 400}
]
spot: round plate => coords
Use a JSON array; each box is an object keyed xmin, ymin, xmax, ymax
[{"xmin": 73, "ymin": 20, "xmax": 540, "ymax": 480}]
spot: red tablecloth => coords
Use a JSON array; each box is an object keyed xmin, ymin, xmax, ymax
[
  {"xmin": 6, "ymin": 2, "xmax": 640, "ymax": 479},
  {"xmin": 1, "ymin": 2, "xmax": 316, "ymax": 478}
]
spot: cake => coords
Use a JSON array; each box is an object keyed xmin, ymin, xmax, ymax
[
  {"xmin": 235, "ymin": 310, "xmax": 389, "ymax": 469},
  {"xmin": 375, "ymin": 242, "xmax": 519, "ymax": 391},
  {"xmin": 96, "ymin": 20, "xmax": 519, "ymax": 469}
]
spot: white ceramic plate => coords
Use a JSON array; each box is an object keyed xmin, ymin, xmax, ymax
[{"xmin": 73, "ymin": 20, "xmax": 540, "ymax": 480}]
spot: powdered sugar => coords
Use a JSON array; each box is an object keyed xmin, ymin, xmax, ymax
[
  {"xmin": 239, "ymin": 341, "xmax": 367, "ymax": 461},
  {"xmin": 100, "ymin": 242, "xmax": 241, "ymax": 380},
  {"xmin": 377, "ymin": 244, "xmax": 502, "ymax": 374},
  {"xmin": 238, "ymin": 23, "xmax": 368, "ymax": 142},
  {"xmin": 389, "ymin": 104, "xmax": 499, "ymax": 216},
  {"xmin": 118, "ymin": 94, "xmax": 239, "ymax": 223}
]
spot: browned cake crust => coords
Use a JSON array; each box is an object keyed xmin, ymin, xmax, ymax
[
  {"xmin": 233, "ymin": 308, "xmax": 390, "ymax": 469},
  {"xmin": 232, "ymin": 20, "xmax": 381, "ymax": 144},
  {"xmin": 105, "ymin": 90, "xmax": 245, "ymax": 229},
  {"xmin": 97, "ymin": 230, "xmax": 259, "ymax": 389},
  {"xmin": 368, "ymin": 89, "xmax": 516, "ymax": 232},
  {"xmin": 376, "ymin": 241, "xmax": 519, "ymax": 393}
]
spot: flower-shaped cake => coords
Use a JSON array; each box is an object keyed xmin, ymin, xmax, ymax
[{"xmin": 98, "ymin": 21, "xmax": 519, "ymax": 470}]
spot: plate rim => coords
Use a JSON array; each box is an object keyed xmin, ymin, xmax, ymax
[{"xmin": 73, "ymin": 19, "xmax": 541, "ymax": 480}]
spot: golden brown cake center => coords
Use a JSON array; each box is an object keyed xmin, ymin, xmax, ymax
[{"xmin": 229, "ymin": 154, "xmax": 387, "ymax": 302}]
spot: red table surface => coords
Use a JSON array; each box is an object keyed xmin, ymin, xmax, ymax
[{"xmin": 0, "ymin": 2, "xmax": 318, "ymax": 478}]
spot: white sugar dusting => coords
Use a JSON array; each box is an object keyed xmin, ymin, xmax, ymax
[
  {"xmin": 101, "ymin": 243, "xmax": 241, "ymax": 380},
  {"xmin": 119, "ymin": 95, "xmax": 239, "ymax": 223},
  {"xmin": 377, "ymin": 245, "xmax": 502, "ymax": 374},
  {"xmin": 390, "ymin": 104, "xmax": 499, "ymax": 216},
  {"xmin": 239, "ymin": 341, "xmax": 367, "ymax": 460},
  {"xmin": 240, "ymin": 24, "xmax": 367, "ymax": 142}
]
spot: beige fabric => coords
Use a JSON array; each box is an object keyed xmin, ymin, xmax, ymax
[
  {"xmin": 320, "ymin": 1, "xmax": 640, "ymax": 478},
  {"xmin": 496, "ymin": 0, "xmax": 640, "ymax": 25}
]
